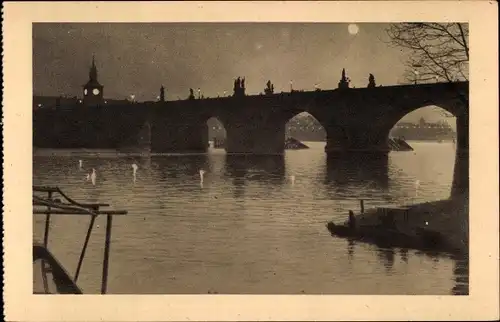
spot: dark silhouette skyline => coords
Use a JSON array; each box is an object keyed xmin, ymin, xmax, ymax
[
  {"xmin": 33, "ymin": 23, "xmax": 458, "ymax": 126},
  {"xmin": 33, "ymin": 23, "xmax": 411, "ymax": 101}
]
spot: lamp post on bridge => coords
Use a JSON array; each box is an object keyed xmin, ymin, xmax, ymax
[
  {"xmin": 412, "ymin": 63, "xmax": 422, "ymax": 84},
  {"xmin": 412, "ymin": 70, "xmax": 420, "ymax": 84}
]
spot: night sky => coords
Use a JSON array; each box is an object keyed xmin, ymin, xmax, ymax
[
  {"xmin": 33, "ymin": 23, "xmax": 412, "ymax": 99},
  {"xmin": 33, "ymin": 23, "xmax": 452, "ymax": 124}
]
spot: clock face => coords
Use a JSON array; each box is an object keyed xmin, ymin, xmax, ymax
[
  {"xmin": 93, "ymin": 88, "xmax": 100, "ymax": 95},
  {"xmin": 84, "ymin": 89, "xmax": 88, "ymax": 95}
]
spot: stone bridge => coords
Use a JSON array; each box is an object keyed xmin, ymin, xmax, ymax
[
  {"xmin": 33, "ymin": 81, "xmax": 469, "ymax": 195},
  {"xmin": 146, "ymin": 81, "xmax": 468, "ymax": 155}
]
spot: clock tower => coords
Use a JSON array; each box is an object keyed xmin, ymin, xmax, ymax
[{"xmin": 83, "ymin": 55, "xmax": 104, "ymax": 106}]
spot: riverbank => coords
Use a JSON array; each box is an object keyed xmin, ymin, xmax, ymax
[
  {"xmin": 328, "ymin": 194, "xmax": 469, "ymax": 255},
  {"xmin": 33, "ymin": 148, "xmax": 154, "ymax": 158}
]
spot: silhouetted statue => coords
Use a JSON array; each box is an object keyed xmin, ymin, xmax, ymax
[
  {"xmin": 348, "ymin": 210, "xmax": 357, "ymax": 229},
  {"xmin": 188, "ymin": 88, "xmax": 195, "ymax": 100},
  {"xmin": 233, "ymin": 76, "xmax": 246, "ymax": 97},
  {"xmin": 233, "ymin": 77, "xmax": 240, "ymax": 95},
  {"xmin": 160, "ymin": 85, "xmax": 165, "ymax": 102},
  {"xmin": 56, "ymin": 96, "xmax": 61, "ymax": 109},
  {"xmin": 368, "ymin": 74, "xmax": 376, "ymax": 88},
  {"xmin": 338, "ymin": 68, "xmax": 349, "ymax": 89},
  {"xmin": 264, "ymin": 80, "xmax": 274, "ymax": 95}
]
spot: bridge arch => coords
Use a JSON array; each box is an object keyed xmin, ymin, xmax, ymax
[
  {"xmin": 384, "ymin": 104, "xmax": 468, "ymax": 198},
  {"xmin": 205, "ymin": 116, "xmax": 227, "ymax": 149},
  {"xmin": 388, "ymin": 105, "xmax": 457, "ymax": 142},
  {"xmin": 284, "ymin": 111, "xmax": 326, "ymax": 143},
  {"xmin": 381, "ymin": 103, "xmax": 460, "ymax": 142},
  {"xmin": 197, "ymin": 114, "xmax": 228, "ymax": 150}
]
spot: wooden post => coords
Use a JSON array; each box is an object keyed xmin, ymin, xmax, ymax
[
  {"xmin": 75, "ymin": 214, "xmax": 97, "ymax": 283},
  {"xmin": 41, "ymin": 190, "xmax": 53, "ymax": 293},
  {"xmin": 43, "ymin": 191, "xmax": 53, "ymax": 247},
  {"xmin": 101, "ymin": 215, "xmax": 113, "ymax": 294},
  {"xmin": 360, "ymin": 199, "xmax": 365, "ymax": 214}
]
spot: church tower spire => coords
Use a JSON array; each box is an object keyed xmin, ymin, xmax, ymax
[
  {"xmin": 83, "ymin": 55, "xmax": 104, "ymax": 106},
  {"xmin": 338, "ymin": 68, "xmax": 350, "ymax": 89},
  {"xmin": 89, "ymin": 55, "xmax": 98, "ymax": 82}
]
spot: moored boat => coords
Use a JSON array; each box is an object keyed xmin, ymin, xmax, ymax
[{"xmin": 326, "ymin": 220, "xmax": 452, "ymax": 253}]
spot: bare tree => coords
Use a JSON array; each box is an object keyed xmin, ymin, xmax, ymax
[{"xmin": 387, "ymin": 23, "xmax": 469, "ymax": 83}]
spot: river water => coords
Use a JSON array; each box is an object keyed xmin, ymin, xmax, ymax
[{"xmin": 33, "ymin": 141, "xmax": 468, "ymax": 294}]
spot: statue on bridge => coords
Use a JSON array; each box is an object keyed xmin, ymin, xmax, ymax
[
  {"xmin": 264, "ymin": 80, "xmax": 275, "ymax": 95},
  {"xmin": 368, "ymin": 74, "xmax": 376, "ymax": 88},
  {"xmin": 188, "ymin": 88, "xmax": 195, "ymax": 100},
  {"xmin": 160, "ymin": 85, "xmax": 166, "ymax": 102},
  {"xmin": 233, "ymin": 76, "xmax": 246, "ymax": 97},
  {"xmin": 338, "ymin": 68, "xmax": 350, "ymax": 89}
]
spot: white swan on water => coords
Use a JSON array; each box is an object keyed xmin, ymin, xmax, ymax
[
  {"xmin": 132, "ymin": 163, "xmax": 138, "ymax": 183},
  {"xmin": 199, "ymin": 169, "xmax": 206, "ymax": 188},
  {"xmin": 90, "ymin": 168, "xmax": 97, "ymax": 185}
]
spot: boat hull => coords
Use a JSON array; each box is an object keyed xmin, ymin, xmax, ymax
[{"xmin": 326, "ymin": 222, "xmax": 452, "ymax": 253}]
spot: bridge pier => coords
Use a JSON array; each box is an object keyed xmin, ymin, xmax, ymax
[
  {"xmin": 225, "ymin": 123, "xmax": 285, "ymax": 155},
  {"xmin": 324, "ymin": 125, "xmax": 390, "ymax": 155},
  {"xmin": 150, "ymin": 121, "xmax": 207, "ymax": 153},
  {"xmin": 451, "ymin": 113, "xmax": 469, "ymax": 198}
]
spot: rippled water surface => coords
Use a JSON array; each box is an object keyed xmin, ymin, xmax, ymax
[{"xmin": 33, "ymin": 141, "xmax": 468, "ymax": 294}]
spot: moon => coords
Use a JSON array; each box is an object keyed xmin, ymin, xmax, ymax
[{"xmin": 348, "ymin": 24, "xmax": 359, "ymax": 35}]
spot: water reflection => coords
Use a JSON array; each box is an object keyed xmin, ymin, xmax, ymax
[
  {"xmin": 33, "ymin": 142, "xmax": 465, "ymax": 294},
  {"xmin": 347, "ymin": 239, "xmax": 355, "ymax": 261},
  {"xmin": 224, "ymin": 154, "xmax": 286, "ymax": 184},
  {"xmin": 377, "ymin": 247, "xmax": 396, "ymax": 273},
  {"xmin": 324, "ymin": 153, "xmax": 389, "ymax": 190},
  {"xmin": 451, "ymin": 254, "xmax": 469, "ymax": 295},
  {"xmin": 151, "ymin": 155, "xmax": 210, "ymax": 183},
  {"xmin": 223, "ymin": 155, "xmax": 286, "ymax": 199},
  {"xmin": 346, "ymin": 241, "xmax": 468, "ymax": 295},
  {"xmin": 399, "ymin": 248, "xmax": 409, "ymax": 263}
]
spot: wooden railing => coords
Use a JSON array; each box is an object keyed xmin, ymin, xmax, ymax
[{"xmin": 33, "ymin": 186, "xmax": 127, "ymax": 294}]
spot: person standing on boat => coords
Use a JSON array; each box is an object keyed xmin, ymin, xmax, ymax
[{"xmin": 348, "ymin": 210, "xmax": 357, "ymax": 229}]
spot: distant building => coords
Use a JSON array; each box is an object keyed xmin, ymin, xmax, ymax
[
  {"xmin": 33, "ymin": 57, "xmax": 132, "ymax": 110},
  {"xmin": 82, "ymin": 55, "xmax": 104, "ymax": 106},
  {"xmin": 33, "ymin": 95, "xmax": 79, "ymax": 110},
  {"xmin": 391, "ymin": 117, "xmax": 456, "ymax": 141}
]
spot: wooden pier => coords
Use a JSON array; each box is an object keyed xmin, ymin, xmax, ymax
[{"xmin": 33, "ymin": 186, "xmax": 128, "ymax": 294}]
